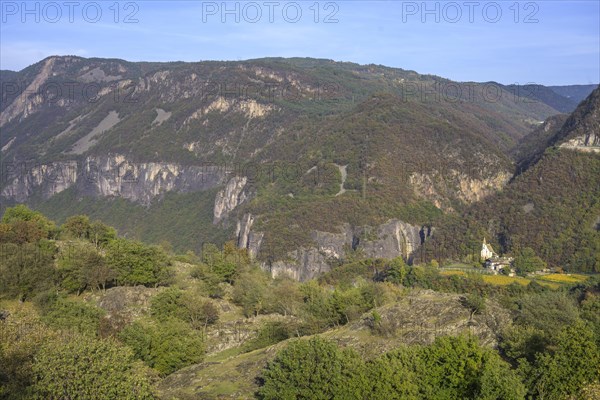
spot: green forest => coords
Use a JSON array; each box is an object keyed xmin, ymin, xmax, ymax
[{"xmin": 1, "ymin": 205, "xmax": 599, "ymax": 399}]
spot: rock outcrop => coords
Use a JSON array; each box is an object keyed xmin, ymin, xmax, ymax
[
  {"xmin": 213, "ymin": 176, "xmax": 248, "ymax": 224},
  {"xmin": 236, "ymin": 213, "xmax": 263, "ymax": 258},
  {"xmin": 1, "ymin": 155, "xmax": 229, "ymax": 205},
  {"xmin": 269, "ymin": 248, "xmax": 332, "ymax": 281},
  {"xmin": 410, "ymin": 170, "xmax": 511, "ymax": 211},
  {"xmin": 262, "ymin": 219, "xmax": 432, "ymax": 281},
  {"xmin": 555, "ymin": 85, "xmax": 600, "ymax": 153},
  {"xmin": 559, "ymin": 132, "xmax": 600, "ymax": 152},
  {"xmin": 1, "ymin": 160, "xmax": 78, "ymax": 202}
]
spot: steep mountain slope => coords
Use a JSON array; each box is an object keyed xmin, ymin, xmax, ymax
[
  {"xmin": 511, "ymin": 113, "xmax": 569, "ymax": 173},
  {"xmin": 427, "ymin": 86, "xmax": 600, "ymax": 272},
  {"xmin": 0, "ymin": 55, "xmax": 584, "ymax": 276},
  {"xmin": 1, "ymin": 56, "xmax": 560, "ymax": 163}
]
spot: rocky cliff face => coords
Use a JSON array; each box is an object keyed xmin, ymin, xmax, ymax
[
  {"xmin": 1, "ymin": 160, "xmax": 78, "ymax": 202},
  {"xmin": 559, "ymin": 132, "xmax": 600, "ymax": 152},
  {"xmin": 553, "ymin": 86, "xmax": 600, "ymax": 153},
  {"xmin": 1, "ymin": 155, "xmax": 229, "ymax": 205},
  {"xmin": 0, "ymin": 57, "xmax": 58, "ymax": 127},
  {"xmin": 213, "ymin": 176, "xmax": 249, "ymax": 224},
  {"xmin": 262, "ymin": 219, "xmax": 432, "ymax": 281},
  {"xmin": 410, "ymin": 170, "xmax": 511, "ymax": 211},
  {"xmin": 236, "ymin": 213, "xmax": 263, "ymax": 258}
]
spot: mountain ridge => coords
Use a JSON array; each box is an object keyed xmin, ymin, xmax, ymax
[{"xmin": 1, "ymin": 55, "xmax": 598, "ymax": 274}]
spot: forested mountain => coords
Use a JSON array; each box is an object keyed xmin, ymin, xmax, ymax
[
  {"xmin": 0, "ymin": 56, "xmax": 598, "ymax": 275},
  {"xmin": 1, "ymin": 57, "xmax": 599, "ymax": 400},
  {"xmin": 427, "ymin": 87, "xmax": 600, "ymax": 272}
]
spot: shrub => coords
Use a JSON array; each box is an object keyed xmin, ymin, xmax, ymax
[
  {"xmin": 31, "ymin": 335, "xmax": 155, "ymax": 399},
  {"xmin": 119, "ymin": 318, "xmax": 204, "ymax": 376}
]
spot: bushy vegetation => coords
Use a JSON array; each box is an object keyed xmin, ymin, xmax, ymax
[
  {"xmin": 425, "ymin": 150, "xmax": 600, "ymax": 273},
  {"xmin": 120, "ymin": 318, "xmax": 205, "ymax": 376},
  {"xmin": 1, "ymin": 207, "xmax": 599, "ymax": 398},
  {"xmin": 32, "ymin": 335, "xmax": 156, "ymax": 399},
  {"xmin": 258, "ymin": 337, "xmax": 366, "ymax": 399},
  {"xmin": 258, "ymin": 336, "xmax": 527, "ymax": 400},
  {"xmin": 106, "ymin": 238, "xmax": 172, "ymax": 287}
]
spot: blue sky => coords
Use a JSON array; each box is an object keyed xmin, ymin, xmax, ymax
[{"xmin": 1, "ymin": 1, "xmax": 598, "ymax": 85}]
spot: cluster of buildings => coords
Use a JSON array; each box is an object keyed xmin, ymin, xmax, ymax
[{"xmin": 481, "ymin": 238, "xmax": 515, "ymax": 275}]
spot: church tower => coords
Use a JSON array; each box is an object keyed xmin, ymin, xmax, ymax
[{"xmin": 481, "ymin": 238, "xmax": 497, "ymax": 260}]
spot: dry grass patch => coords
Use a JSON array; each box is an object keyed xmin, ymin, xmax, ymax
[
  {"xmin": 440, "ymin": 270, "xmax": 467, "ymax": 276},
  {"xmin": 538, "ymin": 273, "xmax": 589, "ymax": 284},
  {"xmin": 482, "ymin": 275, "xmax": 531, "ymax": 286}
]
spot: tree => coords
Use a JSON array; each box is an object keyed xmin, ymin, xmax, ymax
[
  {"xmin": 0, "ymin": 221, "xmax": 45, "ymax": 244},
  {"xmin": 515, "ymin": 291, "xmax": 579, "ymax": 340},
  {"xmin": 119, "ymin": 318, "xmax": 205, "ymax": 376},
  {"xmin": 500, "ymin": 325, "xmax": 549, "ymax": 364},
  {"xmin": 476, "ymin": 350, "xmax": 528, "ymax": 400},
  {"xmin": 265, "ymin": 277, "xmax": 304, "ymax": 317},
  {"xmin": 527, "ymin": 321, "xmax": 600, "ymax": 400},
  {"xmin": 202, "ymin": 241, "xmax": 249, "ymax": 283},
  {"xmin": 57, "ymin": 241, "xmax": 109, "ymax": 294},
  {"xmin": 31, "ymin": 335, "xmax": 155, "ymax": 399},
  {"xmin": 150, "ymin": 287, "xmax": 183, "ymax": 321},
  {"xmin": 257, "ymin": 337, "xmax": 367, "ymax": 400},
  {"xmin": 61, "ymin": 215, "xmax": 91, "ymax": 239},
  {"xmin": 384, "ymin": 257, "xmax": 408, "ymax": 284},
  {"xmin": 82, "ymin": 255, "xmax": 116, "ymax": 292},
  {"xmin": 0, "ymin": 241, "xmax": 56, "ymax": 300},
  {"xmin": 106, "ymin": 239, "xmax": 172, "ymax": 287},
  {"xmin": 89, "ymin": 220, "xmax": 117, "ymax": 248},
  {"xmin": 1, "ymin": 205, "xmax": 55, "ymax": 239},
  {"xmin": 150, "ymin": 288, "xmax": 219, "ymax": 331},
  {"xmin": 514, "ymin": 247, "xmax": 546, "ymax": 276},
  {"xmin": 232, "ymin": 269, "xmax": 270, "ymax": 317},
  {"xmin": 0, "ymin": 304, "xmax": 58, "ymax": 399},
  {"xmin": 178, "ymin": 291, "xmax": 220, "ymax": 330},
  {"xmin": 298, "ymin": 280, "xmax": 338, "ymax": 332},
  {"xmin": 366, "ymin": 347, "xmax": 421, "ymax": 399},
  {"xmin": 419, "ymin": 336, "xmax": 526, "ymax": 400}
]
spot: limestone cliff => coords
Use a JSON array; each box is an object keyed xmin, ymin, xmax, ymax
[
  {"xmin": 559, "ymin": 132, "xmax": 600, "ymax": 153},
  {"xmin": 410, "ymin": 170, "xmax": 511, "ymax": 212},
  {"xmin": 555, "ymin": 85, "xmax": 600, "ymax": 153},
  {"xmin": 213, "ymin": 176, "xmax": 249, "ymax": 224},
  {"xmin": 1, "ymin": 161, "xmax": 78, "ymax": 202},
  {"xmin": 1, "ymin": 155, "xmax": 228, "ymax": 206},
  {"xmin": 262, "ymin": 219, "xmax": 432, "ymax": 281},
  {"xmin": 236, "ymin": 213, "xmax": 263, "ymax": 258}
]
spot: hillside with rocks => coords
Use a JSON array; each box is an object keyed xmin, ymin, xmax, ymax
[{"xmin": 2, "ymin": 56, "xmax": 595, "ymax": 276}]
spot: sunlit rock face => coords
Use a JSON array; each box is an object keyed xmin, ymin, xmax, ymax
[
  {"xmin": 213, "ymin": 176, "xmax": 248, "ymax": 224},
  {"xmin": 1, "ymin": 155, "xmax": 228, "ymax": 206},
  {"xmin": 1, "ymin": 160, "xmax": 78, "ymax": 202},
  {"xmin": 260, "ymin": 219, "xmax": 432, "ymax": 282}
]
